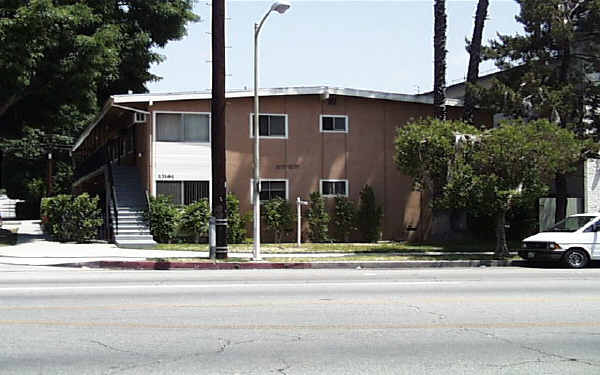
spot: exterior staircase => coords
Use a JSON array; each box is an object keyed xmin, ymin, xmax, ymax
[{"xmin": 110, "ymin": 165, "xmax": 157, "ymax": 249}]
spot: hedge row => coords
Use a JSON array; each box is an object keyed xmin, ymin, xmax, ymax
[
  {"xmin": 145, "ymin": 193, "xmax": 248, "ymax": 244},
  {"xmin": 40, "ymin": 194, "xmax": 103, "ymax": 242}
]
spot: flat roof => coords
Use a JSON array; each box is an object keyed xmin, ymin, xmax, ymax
[
  {"xmin": 113, "ymin": 86, "xmax": 462, "ymax": 106},
  {"xmin": 73, "ymin": 86, "xmax": 463, "ymax": 152}
]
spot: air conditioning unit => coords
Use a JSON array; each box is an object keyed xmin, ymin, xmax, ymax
[{"xmin": 134, "ymin": 112, "xmax": 147, "ymax": 123}]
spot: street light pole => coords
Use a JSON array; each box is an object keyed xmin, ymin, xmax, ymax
[{"xmin": 253, "ymin": 1, "xmax": 291, "ymax": 261}]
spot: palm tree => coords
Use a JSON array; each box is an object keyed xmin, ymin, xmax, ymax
[
  {"xmin": 463, "ymin": 0, "xmax": 489, "ymax": 125},
  {"xmin": 433, "ymin": 0, "xmax": 447, "ymax": 120}
]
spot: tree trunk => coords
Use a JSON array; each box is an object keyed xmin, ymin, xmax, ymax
[
  {"xmin": 0, "ymin": 94, "xmax": 21, "ymax": 119},
  {"xmin": 0, "ymin": 148, "xmax": 3, "ymax": 190},
  {"xmin": 463, "ymin": 0, "xmax": 489, "ymax": 125},
  {"xmin": 554, "ymin": 173, "xmax": 568, "ymax": 223},
  {"xmin": 495, "ymin": 210, "xmax": 509, "ymax": 258},
  {"xmin": 433, "ymin": 0, "xmax": 447, "ymax": 121}
]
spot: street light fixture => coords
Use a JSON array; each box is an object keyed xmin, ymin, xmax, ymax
[{"xmin": 253, "ymin": 1, "xmax": 291, "ymax": 261}]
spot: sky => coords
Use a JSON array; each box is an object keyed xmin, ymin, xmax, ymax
[{"xmin": 146, "ymin": 0, "xmax": 524, "ymax": 95}]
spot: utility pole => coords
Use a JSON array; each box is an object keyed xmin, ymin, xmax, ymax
[{"xmin": 211, "ymin": 0, "xmax": 228, "ymax": 259}]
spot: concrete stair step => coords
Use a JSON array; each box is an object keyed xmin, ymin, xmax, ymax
[
  {"xmin": 115, "ymin": 234, "xmax": 155, "ymax": 240},
  {"xmin": 117, "ymin": 230, "xmax": 151, "ymax": 236},
  {"xmin": 118, "ymin": 222, "xmax": 147, "ymax": 227},
  {"xmin": 114, "ymin": 240, "xmax": 158, "ymax": 249}
]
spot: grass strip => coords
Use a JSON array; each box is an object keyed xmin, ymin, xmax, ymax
[{"xmin": 157, "ymin": 241, "xmax": 520, "ymax": 254}]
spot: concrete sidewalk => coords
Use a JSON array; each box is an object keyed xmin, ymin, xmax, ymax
[{"xmin": 0, "ymin": 220, "xmax": 523, "ymax": 269}]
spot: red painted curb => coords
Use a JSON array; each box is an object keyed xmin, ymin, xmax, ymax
[
  {"xmin": 54, "ymin": 259, "xmax": 523, "ymax": 270},
  {"xmin": 88, "ymin": 261, "xmax": 313, "ymax": 270}
]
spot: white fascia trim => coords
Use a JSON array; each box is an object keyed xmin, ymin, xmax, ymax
[
  {"xmin": 320, "ymin": 179, "xmax": 349, "ymax": 197},
  {"xmin": 320, "ymin": 114, "xmax": 349, "ymax": 133},
  {"xmin": 72, "ymin": 98, "xmax": 114, "ymax": 152},
  {"xmin": 249, "ymin": 113, "xmax": 288, "ymax": 139},
  {"xmin": 250, "ymin": 178, "xmax": 290, "ymax": 203},
  {"xmin": 72, "ymin": 102, "xmax": 151, "ymax": 152},
  {"xmin": 112, "ymin": 104, "xmax": 150, "ymax": 115},
  {"xmin": 111, "ymin": 86, "xmax": 463, "ymax": 106}
]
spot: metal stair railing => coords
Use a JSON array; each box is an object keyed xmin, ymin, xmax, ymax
[{"xmin": 106, "ymin": 161, "xmax": 119, "ymax": 238}]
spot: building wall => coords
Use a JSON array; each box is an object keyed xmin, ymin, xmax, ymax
[
  {"xmin": 122, "ymin": 94, "xmax": 491, "ymax": 240},
  {"xmin": 585, "ymin": 159, "xmax": 600, "ymax": 212},
  {"xmin": 135, "ymin": 118, "xmax": 151, "ymax": 193}
]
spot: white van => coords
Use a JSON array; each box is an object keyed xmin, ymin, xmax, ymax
[{"xmin": 520, "ymin": 213, "xmax": 600, "ymax": 268}]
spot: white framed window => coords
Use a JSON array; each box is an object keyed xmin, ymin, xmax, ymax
[
  {"xmin": 134, "ymin": 112, "xmax": 147, "ymax": 123},
  {"xmin": 320, "ymin": 115, "xmax": 348, "ymax": 133},
  {"xmin": 250, "ymin": 179, "xmax": 289, "ymax": 202},
  {"xmin": 320, "ymin": 179, "xmax": 348, "ymax": 197},
  {"xmin": 156, "ymin": 180, "xmax": 210, "ymax": 205},
  {"xmin": 155, "ymin": 112, "xmax": 210, "ymax": 143},
  {"xmin": 249, "ymin": 113, "xmax": 288, "ymax": 138}
]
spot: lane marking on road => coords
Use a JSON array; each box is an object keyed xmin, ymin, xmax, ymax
[
  {"xmin": 1, "ymin": 296, "xmax": 600, "ymax": 311},
  {"xmin": 1, "ymin": 320, "xmax": 600, "ymax": 330},
  {"xmin": 0, "ymin": 281, "xmax": 462, "ymax": 292}
]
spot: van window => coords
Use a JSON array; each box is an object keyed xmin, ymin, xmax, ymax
[{"xmin": 547, "ymin": 216, "xmax": 595, "ymax": 232}]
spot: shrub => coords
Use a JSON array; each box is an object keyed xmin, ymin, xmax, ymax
[
  {"xmin": 227, "ymin": 193, "xmax": 247, "ymax": 243},
  {"xmin": 357, "ymin": 185, "xmax": 383, "ymax": 242},
  {"xmin": 334, "ymin": 196, "xmax": 357, "ymax": 242},
  {"xmin": 262, "ymin": 197, "xmax": 293, "ymax": 243},
  {"xmin": 40, "ymin": 193, "xmax": 102, "ymax": 242},
  {"xmin": 306, "ymin": 192, "xmax": 329, "ymax": 242},
  {"xmin": 145, "ymin": 195, "xmax": 180, "ymax": 243},
  {"xmin": 179, "ymin": 199, "xmax": 210, "ymax": 243}
]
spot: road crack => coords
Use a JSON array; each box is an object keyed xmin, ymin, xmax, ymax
[
  {"xmin": 90, "ymin": 339, "xmax": 144, "ymax": 356},
  {"xmin": 405, "ymin": 303, "xmax": 445, "ymax": 321},
  {"xmin": 465, "ymin": 328, "xmax": 600, "ymax": 368}
]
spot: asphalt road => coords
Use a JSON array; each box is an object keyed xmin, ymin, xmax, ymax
[{"xmin": 1, "ymin": 265, "xmax": 600, "ymax": 374}]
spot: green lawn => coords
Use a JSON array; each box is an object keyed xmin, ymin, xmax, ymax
[{"xmin": 156, "ymin": 240, "xmax": 520, "ymax": 254}]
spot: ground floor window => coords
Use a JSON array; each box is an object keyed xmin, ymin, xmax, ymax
[
  {"xmin": 156, "ymin": 180, "xmax": 209, "ymax": 205},
  {"xmin": 321, "ymin": 179, "xmax": 348, "ymax": 197},
  {"xmin": 250, "ymin": 179, "xmax": 288, "ymax": 201}
]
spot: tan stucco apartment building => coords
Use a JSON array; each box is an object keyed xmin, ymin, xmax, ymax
[{"xmin": 72, "ymin": 86, "xmax": 490, "ymax": 245}]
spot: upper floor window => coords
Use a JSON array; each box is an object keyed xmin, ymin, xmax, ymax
[
  {"xmin": 156, "ymin": 113, "xmax": 210, "ymax": 142},
  {"xmin": 321, "ymin": 179, "xmax": 348, "ymax": 197},
  {"xmin": 250, "ymin": 114, "xmax": 288, "ymax": 138},
  {"xmin": 320, "ymin": 115, "xmax": 348, "ymax": 133}
]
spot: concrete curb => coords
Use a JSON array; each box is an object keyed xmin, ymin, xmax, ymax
[{"xmin": 55, "ymin": 259, "xmax": 527, "ymax": 270}]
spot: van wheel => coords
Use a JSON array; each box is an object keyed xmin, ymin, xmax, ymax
[{"xmin": 563, "ymin": 249, "xmax": 589, "ymax": 269}]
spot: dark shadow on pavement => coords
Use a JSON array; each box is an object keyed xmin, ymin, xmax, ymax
[
  {"xmin": 515, "ymin": 259, "xmax": 600, "ymax": 269},
  {"xmin": 15, "ymin": 232, "xmax": 51, "ymax": 244}
]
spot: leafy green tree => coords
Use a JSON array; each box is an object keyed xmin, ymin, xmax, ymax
[
  {"xmin": 0, "ymin": 0, "xmax": 198, "ymax": 126},
  {"xmin": 357, "ymin": 185, "xmax": 383, "ymax": 243},
  {"xmin": 179, "ymin": 199, "xmax": 211, "ymax": 243},
  {"xmin": 475, "ymin": 0, "xmax": 600, "ymax": 221},
  {"xmin": 442, "ymin": 119, "xmax": 584, "ymax": 257},
  {"xmin": 306, "ymin": 192, "xmax": 330, "ymax": 243},
  {"xmin": 0, "ymin": 0, "xmax": 198, "ymax": 194},
  {"xmin": 333, "ymin": 196, "xmax": 357, "ymax": 242},
  {"xmin": 262, "ymin": 197, "xmax": 293, "ymax": 244},
  {"xmin": 227, "ymin": 193, "xmax": 247, "ymax": 244},
  {"xmin": 394, "ymin": 118, "xmax": 479, "ymax": 203}
]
